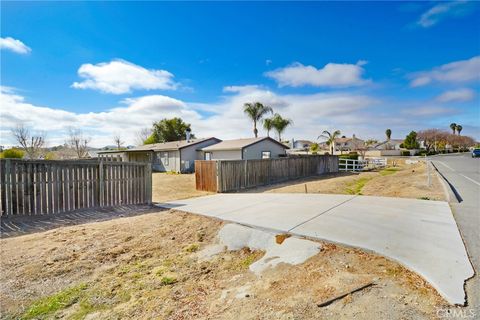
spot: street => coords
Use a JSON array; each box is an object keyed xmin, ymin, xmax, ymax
[{"xmin": 431, "ymin": 153, "xmax": 480, "ymax": 313}]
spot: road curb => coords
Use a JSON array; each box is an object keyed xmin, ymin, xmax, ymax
[{"xmin": 430, "ymin": 162, "xmax": 460, "ymax": 203}]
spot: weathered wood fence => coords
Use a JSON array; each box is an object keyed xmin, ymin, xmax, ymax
[
  {"xmin": 195, "ymin": 155, "xmax": 338, "ymax": 192},
  {"xmin": 0, "ymin": 159, "xmax": 152, "ymax": 217}
]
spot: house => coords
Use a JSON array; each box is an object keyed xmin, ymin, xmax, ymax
[
  {"xmin": 372, "ymin": 139, "xmax": 404, "ymax": 151},
  {"xmin": 200, "ymin": 137, "xmax": 289, "ymax": 160},
  {"xmin": 98, "ymin": 137, "xmax": 221, "ymax": 172},
  {"xmin": 319, "ymin": 134, "xmax": 365, "ymax": 153},
  {"xmin": 292, "ymin": 139, "xmax": 314, "ymax": 150}
]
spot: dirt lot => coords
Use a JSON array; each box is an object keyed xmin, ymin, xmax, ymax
[
  {"xmin": 250, "ymin": 160, "xmax": 446, "ymax": 201},
  {"xmin": 0, "ymin": 209, "xmax": 446, "ymax": 320},
  {"xmin": 152, "ymin": 172, "xmax": 212, "ymax": 203}
]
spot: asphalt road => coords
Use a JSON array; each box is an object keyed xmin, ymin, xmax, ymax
[{"xmin": 431, "ymin": 153, "xmax": 480, "ymax": 312}]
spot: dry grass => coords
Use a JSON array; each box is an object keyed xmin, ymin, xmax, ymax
[
  {"xmin": 251, "ymin": 161, "xmax": 446, "ymax": 201},
  {"xmin": 152, "ymin": 172, "xmax": 212, "ymax": 203},
  {"xmin": 0, "ymin": 210, "xmax": 445, "ymax": 319}
]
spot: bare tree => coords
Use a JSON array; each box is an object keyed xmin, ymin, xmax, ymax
[
  {"xmin": 417, "ymin": 129, "xmax": 448, "ymax": 152},
  {"xmin": 67, "ymin": 128, "xmax": 91, "ymax": 158},
  {"xmin": 11, "ymin": 125, "xmax": 46, "ymax": 159},
  {"xmin": 113, "ymin": 135, "xmax": 125, "ymax": 150},
  {"xmin": 135, "ymin": 128, "xmax": 151, "ymax": 145}
]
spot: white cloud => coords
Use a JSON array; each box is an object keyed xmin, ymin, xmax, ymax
[
  {"xmin": 417, "ymin": 0, "xmax": 475, "ymax": 28},
  {"xmin": 265, "ymin": 61, "xmax": 370, "ymax": 88},
  {"xmin": 409, "ymin": 56, "xmax": 480, "ymax": 87},
  {"xmin": 72, "ymin": 59, "xmax": 178, "ymax": 94},
  {"xmin": 2, "ymin": 84, "xmax": 477, "ymax": 147},
  {"xmin": 0, "ymin": 37, "xmax": 31, "ymax": 54},
  {"xmin": 436, "ymin": 88, "xmax": 475, "ymax": 103}
]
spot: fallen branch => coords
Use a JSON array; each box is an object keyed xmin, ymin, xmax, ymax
[{"xmin": 317, "ymin": 281, "xmax": 375, "ymax": 307}]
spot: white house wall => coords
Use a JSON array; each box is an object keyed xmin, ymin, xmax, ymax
[
  {"xmin": 208, "ymin": 150, "xmax": 243, "ymax": 160},
  {"xmin": 180, "ymin": 139, "xmax": 220, "ymax": 172},
  {"xmin": 153, "ymin": 150, "xmax": 179, "ymax": 172},
  {"xmin": 243, "ymin": 140, "xmax": 287, "ymax": 159}
]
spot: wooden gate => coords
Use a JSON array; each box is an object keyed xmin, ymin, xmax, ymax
[{"xmin": 195, "ymin": 160, "xmax": 217, "ymax": 192}]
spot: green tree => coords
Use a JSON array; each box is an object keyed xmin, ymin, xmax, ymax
[
  {"xmin": 149, "ymin": 118, "xmax": 195, "ymax": 143},
  {"xmin": 449, "ymin": 123, "xmax": 457, "ymax": 135},
  {"xmin": 0, "ymin": 148, "xmax": 24, "ymax": 159},
  {"xmin": 318, "ymin": 130, "xmax": 341, "ymax": 154},
  {"xmin": 385, "ymin": 129, "xmax": 392, "ymax": 141},
  {"xmin": 263, "ymin": 118, "xmax": 274, "ymax": 137},
  {"xmin": 271, "ymin": 113, "xmax": 293, "ymax": 142},
  {"xmin": 310, "ymin": 143, "xmax": 319, "ymax": 155},
  {"xmin": 243, "ymin": 102, "xmax": 273, "ymax": 137},
  {"xmin": 456, "ymin": 124, "xmax": 462, "ymax": 135},
  {"xmin": 403, "ymin": 131, "xmax": 420, "ymax": 149}
]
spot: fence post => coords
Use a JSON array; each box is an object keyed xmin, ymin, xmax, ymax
[
  {"xmin": 99, "ymin": 160, "xmax": 104, "ymax": 206},
  {"xmin": 216, "ymin": 160, "xmax": 221, "ymax": 193},
  {"xmin": 145, "ymin": 163, "xmax": 152, "ymax": 204},
  {"xmin": 5, "ymin": 159, "xmax": 12, "ymax": 215}
]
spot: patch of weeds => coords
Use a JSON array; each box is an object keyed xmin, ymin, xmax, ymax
[
  {"xmin": 418, "ymin": 196, "xmax": 431, "ymax": 200},
  {"xmin": 345, "ymin": 177, "xmax": 371, "ymax": 195},
  {"xmin": 228, "ymin": 248, "xmax": 264, "ymax": 270},
  {"xmin": 160, "ymin": 276, "xmax": 177, "ymax": 286},
  {"xmin": 184, "ymin": 244, "xmax": 200, "ymax": 253},
  {"xmin": 385, "ymin": 266, "xmax": 403, "ymax": 278},
  {"xmin": 153, "ymin": 266, "xmax": 168, "ymax": 277},
  {"xmin": 379, "ymin": 167, "xmax": 400, "ymax": 176},
  {"xmin": 21, "ymin": 283, "xmax": 88, "ymax": 319}
]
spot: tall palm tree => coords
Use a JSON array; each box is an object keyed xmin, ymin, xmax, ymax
[
  {"xmin": 385, "ymin": 129, "xmax": 392, "ymax": 141},
  {"xmin": 318, "ymin": 130, "xmax": 341, "ymax": 154},
  {"xmin": 271, "ymin": 113, "xmax": 293, "ymax": 142},
  {"xmin": 450, "ymin": 123, "xmax": 457, "ymax": 135},
  {"xmin": 263, "ymin": 118, "xmax": 274, "ymax": 137},
  {"xmin": 243, "ymin": 102, "xmax": 273, "ymax": 137},
  {"xmin": 456, "ymin": 124, "xmax": 462, "ymax": 135}
]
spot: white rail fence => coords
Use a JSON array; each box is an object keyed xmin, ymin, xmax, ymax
[{"xmin": 339, "ymin": 157, "xmax": 387, "ymax": 172}]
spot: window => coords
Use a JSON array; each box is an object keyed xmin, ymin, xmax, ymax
[
  {"xmin": 262, "ymin": 151, "xmax": 271, "ymax": 159},
  {"xmin": 204, "ymin": 152, "xmax": 212, "ymax": 160}
]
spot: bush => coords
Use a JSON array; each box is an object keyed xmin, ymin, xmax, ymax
[
  {"xmin": 415, "ymin": 150, "xmax": 428, "ymax": 156},
  {"xmin": 401, "ymin": 151, "xmax": 411, "ymax": 156},
  {"xmin": 0, "ymin": 148, "xmax": 24, "ymax": 159},
  {"xmin": 339, "ymin": 154, "xmax": 358, "ymax": 160}
]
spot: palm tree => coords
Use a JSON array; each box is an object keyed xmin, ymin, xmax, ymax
[
  {"xmin": 385, "ymin": 129, "xmax": 392, "ymax": 141},
  {"xmin": 450, "ymin": 123, "xmax": 457, "ymax": 135},
  {"xmin": 456, "ymin": 124, "xmax": 462, "ymax": 135},
  {"xmin": 243, "ymin": 102, "xmax": 273, "ymax": 138},
  {"xmin": 271, "ymin": 113, "xmax": 293, "ymax": 142},
  {"xmin": 263, "ymin": 118, "xmax": 274, "ymax": 137},
  {"xmin": 318, "ymin": 130, "xmax": 341, "ymax": 154}
]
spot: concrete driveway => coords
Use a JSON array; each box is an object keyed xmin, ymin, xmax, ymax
[{"xmin": 159, "ymin": 193, "xmax": 473, "ymax": 305}]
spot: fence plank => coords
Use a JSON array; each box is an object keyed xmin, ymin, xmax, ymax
[{"xmin": 0, "ymin": 159, "xmax": 151, "ymax": 216}]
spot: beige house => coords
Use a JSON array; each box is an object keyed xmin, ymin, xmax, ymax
[
  {"xmin": 201, "ymin": 137, "xmax": 289, "ymax": 160},
  {"xmin": 98, "ymin": 137, "xmax": 220, "ymax": 172}
]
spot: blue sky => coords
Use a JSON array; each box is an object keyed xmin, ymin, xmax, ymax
[{"xmin": 1, "ymin": 1, "xmax": 479, "ymax": 146}]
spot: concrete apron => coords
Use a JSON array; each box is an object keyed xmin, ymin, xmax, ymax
[{"xmin": 158, "ymin": 193, "xmax": 474, "ymax": 305}]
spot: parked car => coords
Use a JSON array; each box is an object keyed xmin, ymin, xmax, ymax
[{"xmin": 472, "ymin": 149, "xmax": 480, "ymax": 158}]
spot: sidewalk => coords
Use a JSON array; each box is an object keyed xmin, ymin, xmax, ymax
[{"xmin": 158, "ymin": 193, "xmax": 473, "ymax": 305}]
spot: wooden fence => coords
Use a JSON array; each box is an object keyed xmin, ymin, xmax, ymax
[
  {"xmin": 0, "ymin": 159, "xmax": 152, "ymax": 217},
  {"xmin": 195, "ymin": 155, "xmax": 338, "ymax": 192}
]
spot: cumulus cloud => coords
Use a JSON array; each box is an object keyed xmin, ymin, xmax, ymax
[
  {"xmin": 409, "ymin": 56, "xmax": 480, "ymax": 87},
  {"xmin": 265, "ymin": 61, "xmax": 369, "ymax": 88},
  {"xmin": 436, "ymin": 88, "xmax": 475, "ymax": 103},
  {"xmin": 72, "ymin": 59, "xmax": 178, "ymax": 94},
  {"xmin": 417, "ymin": 0, "xmax": 476, "ymax": 28},
  {"xmin": 0, "ymin": 37, "xmax": 31, "ymax": 54}
]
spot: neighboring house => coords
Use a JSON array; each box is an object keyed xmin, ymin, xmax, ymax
[
  {"xmin": 372, "ymin": 139, "xmax": 404, "ymax": 151},
  {"xmin": 319, "ymin": 134, "xmax": 365, "ymax": 153},
  {"xmin": 200, "ymin": 137, "xmax": 289, "ymax": 160},
  {"xmin": 98, "ymin": 137, "xmax": 221, "ymax": 173},
  {"xmin": 292, "ymin": 140, "xmax": 314, "ymax": 150}
]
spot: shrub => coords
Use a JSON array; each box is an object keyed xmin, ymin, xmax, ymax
[
  {"xmin": 401, "ymin": 151, "xmax": 411, "ymax": 156},
  {"xmin": 339, "ymin": 154, "xmax": 358, "ymax": 160},
  {"xmin": 0, "ymin": 148, "xmax": 24, "ymax": 159}
]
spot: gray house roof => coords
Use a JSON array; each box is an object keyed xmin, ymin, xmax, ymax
[
  {"xmin": 201, "ymin": 137, "xmax": 289, "ymax": 152},
  {"xmin": 124, "ymin": 137, "xmax": 220, "ymax": 152}
]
